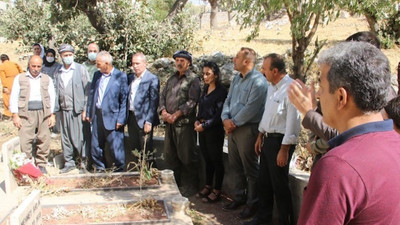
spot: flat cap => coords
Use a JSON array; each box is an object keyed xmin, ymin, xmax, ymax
[
  {"xmin": 173, "ymin": 50, "xmax": 192, "ymax": 65},
  {"xmin": 58, "ymin": 44, "xmax": 74, "ymax": 54}
]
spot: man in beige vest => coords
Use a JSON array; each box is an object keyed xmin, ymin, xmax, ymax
[{"xmin": 10, "ymin": 55, "xmax": 56, "ymax": 174}]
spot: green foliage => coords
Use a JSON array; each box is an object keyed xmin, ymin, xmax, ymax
[
  {"xmin": 0, "ymin": 0, "xmax": 198, "ymax": 70},
  {"xmin": 339, "ymin": 0, "xmax": 399, "ymax": 48},
  {"xmin": 341, "ymin": 0, "xmax": 395, "ymax": 29},
  {"xmin": 91, "ymin": 0, "xmax": 198, "ymax": 69},
  {"xmin": 147, "ymin": 0, "xmax": 176, "ymax": 21},
  {"xmin": 0, "ymin": 0, "xmax": 53, "ymax": 51},
  {"xmin": 377, "ymin": 10, "xmax": 400, "ymax": 49},
  {"xmin": 233, "ymin": 0, "xmax": 340, "ymax": 80}
]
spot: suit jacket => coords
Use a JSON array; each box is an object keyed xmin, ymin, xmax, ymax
[
  {"xmin": 87, "ymin": 68, "xmax": 129, "ymax": 130},
  {"xmin": 127, "ymin": 70, "xmax": 160, "ymax": 128},
  {"xmin": 54, "ymin": 62, "xmax": 90, "ymax": 114}
]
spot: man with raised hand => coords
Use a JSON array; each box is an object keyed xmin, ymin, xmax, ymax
[{"xmin": 298, "ymin": 42, "xmax": 400, "ymax": 224}]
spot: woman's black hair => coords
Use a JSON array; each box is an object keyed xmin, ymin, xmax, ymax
[{"xmin": 202, "ymin": 61, "xmax": 221, "ymax": 85}]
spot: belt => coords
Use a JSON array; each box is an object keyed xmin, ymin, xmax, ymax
[
  {"xmin": 28, "ymin": 101, "xmax": 43, "ymax": 110},
  {"xmin": 265, "ymin": 133, "xmax": 284, "ymax": 138}
]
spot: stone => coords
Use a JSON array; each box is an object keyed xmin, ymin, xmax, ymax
[
  {"xmin": 289, "ymin": 168, "xmax": 310, "ymax": 223},
  {"xmin": 220, "ymin": 62, "xmax": 235, "ymax": 87},
  {"xmin": 1, "ymin": 137, "xmax": 20, "ymax": 195},
  {"xmin": 340, "ymin": 11, "xmax": 351, "ymax": 19},
  {"xmin": 10, "ymin": 190, "xmax": 42, "ymax": 225},
  {"xmin": 152, "ymin": 58, "xmax": 174, "ymax": 69}
]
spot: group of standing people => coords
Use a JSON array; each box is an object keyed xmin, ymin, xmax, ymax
[
  {"xmin": 6, "ymin": 43, "xmax": 160, "ymax": 175},
  {"xmin": 2, "ymin": 29, "xmax": 400, "ymax": 225}
]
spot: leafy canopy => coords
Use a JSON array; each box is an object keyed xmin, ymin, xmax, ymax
[
  {"xmin": 0, "ymin": 0, "xmax": 198, "ymax": 70},
  {"xmin": 233, "ymin": 0, "xmax": 340, "ymax": 80}
]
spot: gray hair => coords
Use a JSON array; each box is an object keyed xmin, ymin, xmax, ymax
[
  {"xmin": 132, "ymin": 52, "xmax": 147, "ymax": 62},
  {"xmin": 97, "ymin": 51, "xmax": 113, "ymax": 65},
  {"xmin": 317, "ymin": 41, "xmax": 391, "ymax": 112}
]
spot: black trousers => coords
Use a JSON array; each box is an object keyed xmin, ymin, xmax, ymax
[
  {"xmin": 257, "ymin": 135, "xmax": 294, "ymax": 225},
  {"xmin": 126, "ymin": 111, "xmax": 155, "ymax": 170},
  {"xmin": 199, "ymin": 125, "xmax": 225, "ymax": 190}
]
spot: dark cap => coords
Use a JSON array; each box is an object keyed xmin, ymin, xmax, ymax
[
  {"xmin": 0, "ymin": 54, "xmax": 9, "ymax": 61},
  {"xmin": 173, "ymin": 50, "xmax": 192, "ymax": 65},
  {"xmin": 58, "ymin": 44, "xmax": 75, "ymax": 54}
]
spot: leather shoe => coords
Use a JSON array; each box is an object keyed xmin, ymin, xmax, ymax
[
  {"xmin": 242, "ymin": 216, "xmax": 271, "ymax": 225},
  {"xmin": 238, "ymin": 205, "xmax": 258, "ymax": 220},
  {"xmin": 60, "ymin": 166, "xmax": 76, "ymax": 174},
  {"xmin": 223, "ymin": 201, "xmax": 245, "ymax": 211},
  {"xmin": 39, "ymin": 166, "xmax": 47, "ymax": 174}
]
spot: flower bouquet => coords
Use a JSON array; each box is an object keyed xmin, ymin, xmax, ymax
[{"xmin": 9, "ymin": 151, "xmax": 43, "ymax": 184}]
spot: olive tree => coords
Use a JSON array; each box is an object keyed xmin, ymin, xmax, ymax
[
  {"xmin": 234, "ymin": 0, "xmax": 341, "ymax": 81},
  {"xmin": 0, "ymin": 0, "xmax": 198, "ymax": 70},
  {"xmin": 340, "ymin": 0, "xmax": 399, "ymax": 48}
]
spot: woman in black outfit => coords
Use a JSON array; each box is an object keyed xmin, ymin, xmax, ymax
[{"xmin": 195, "ymin": 61, "xmax": 227, "ymax": 203}]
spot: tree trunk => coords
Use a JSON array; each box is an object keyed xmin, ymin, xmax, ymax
[
  {"xmin": 292, "ymin": 41, "xmax": 306, "ymax": 82},
  {"xmin": 364, "ymin": 13, "xmax": 378, "ymax": 34},
  {"xmin": 209, "ymin": 0, "xmax": 218, "ymax": 29},
  {"xmin": 84, "ymin": 7, "xmax": 108, "ymax": 34},
  {"xmin": 166, "ymin": 0, "xmax": 189, "ymax": 20},
  {"xmin": 52, "ymin": 0, "xmax": 109, "ymax": 34}
]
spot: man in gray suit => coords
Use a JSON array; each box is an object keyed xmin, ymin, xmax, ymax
[{"xmin": 54, "ymin": 44, "xmax": 90, "ymax": 173}]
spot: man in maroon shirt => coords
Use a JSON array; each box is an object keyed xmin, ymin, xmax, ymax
[{"xmin": 297, "ymin": 42, "xmax": 400, "ymax": 224}]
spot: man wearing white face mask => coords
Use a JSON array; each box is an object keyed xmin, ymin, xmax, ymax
[
  {"xmin": 83, "ymin": 43, "xmax": 99, "ymax": 80},
  {"xmin": 82, "ymin": 42, "xmax": 99, "ymax": 171},
  {"xmin": 54, "ymin": 44, "xmax": 91, "ymax": 173}
]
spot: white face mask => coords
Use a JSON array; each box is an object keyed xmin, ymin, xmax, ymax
[
  {"xmin": 46, "ymin": 57, "xmax": 55, "ymax": 63},
  {"xmin": 62, "ymin": 56, "xmax": 74, "ymax": 65},
  {"xmin": 88, "ymin": 52, "xmax": 97, "ymax": 61}
]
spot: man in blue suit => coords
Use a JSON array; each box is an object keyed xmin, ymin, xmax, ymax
[
  {"xmin": 126, "ymin": 53, "xmax": 160, "ymax": 168},
  {"xmin": 86, "ymin": 51, "xmax": 129, "ymax": 172}
]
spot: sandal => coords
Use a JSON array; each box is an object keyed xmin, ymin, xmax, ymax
[
  {"xmin": 196, "ymin": 186, "xmax": 211, "ymax": 198},
  {"xmin": 202, "ymin": 190, "xmax": 221, "ymax": 203}
]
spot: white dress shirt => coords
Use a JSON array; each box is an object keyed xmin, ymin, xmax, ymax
[
  {"xmin": 9, "ymin": 72, "xmax": 56, "ymax": 114},
  {"xmin": 96, "ymin": 68, "xmax": 114, "ymax": 109},
  {"xmin": 258, "ymin": 75, "xmax": 301, "ymax": 145},
  {"xmin": 129, "ymin": 70, "xmax": 145, "ymax": 111},
  {"xmin": 59, "ymin": 62, "xmax": 76, "ymax": 87}
]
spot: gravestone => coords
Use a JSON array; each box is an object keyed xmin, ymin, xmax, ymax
[
  {"xmin": 1, "ymin": 137, "xmax": 19, "ymax": 195},
  {"xmin": 10, "ymin": 190, "xmax": 42, "ymax": 225},
  {"xmin": 289, "ymin": 168, "xmax": 310, "ymax": 223}
]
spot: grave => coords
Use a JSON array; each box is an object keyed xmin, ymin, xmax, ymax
[
  {"xmin": 1, "ymin": 137, "xmax": 193, "ymax": 224},
  {"xmin": 289, "ymin": 168, "xmax": 310, "ymax": 222},
  {"xmin": 40, "ymin": 169, "xmax": 192, "ymax": 224},
  {"xmin": 0, "ymin": 137, "xmax": 29, "ymax": 225},
  {"xmin": 1, "ymin": 137, "xmax": 19, "ymax": 195},
  {"xmin": 9, "ymin": 190, "xmax": 42, "ymax": 225}
]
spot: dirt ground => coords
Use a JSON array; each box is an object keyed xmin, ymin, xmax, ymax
[
  {"xmin": 188, "ymin": 195, "xmax": 263, "ymax": 225},
  {"xmin": 1, "ymin": 14, "xmax": 400, "ymax": 225}
]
